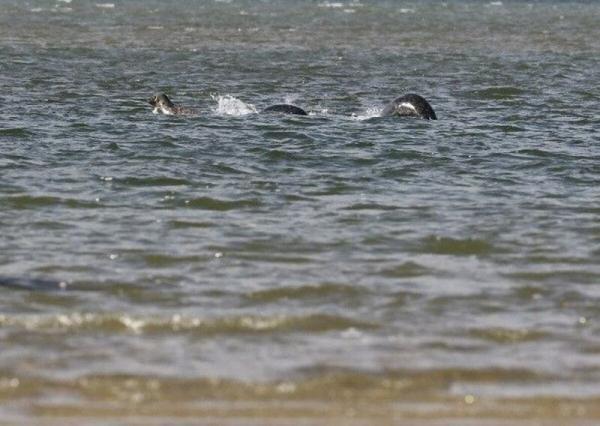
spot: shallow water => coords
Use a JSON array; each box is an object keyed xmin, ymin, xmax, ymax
[{"xmin": 1, "ymin": 0, "xmax": 600, "ymax": 423}]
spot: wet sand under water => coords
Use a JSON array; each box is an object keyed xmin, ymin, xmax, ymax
[{"xmin": 1, "ymin": 0, "xmax": 600, "ymax": 424}]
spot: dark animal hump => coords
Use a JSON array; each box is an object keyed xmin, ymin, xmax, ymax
[
  {"xmin": 263, "ymin": 104, "xmax": 308, "ymax": 116},
  {"xmin": 381, "ymin": 94, "xmax": 437, "ymax": 120}
]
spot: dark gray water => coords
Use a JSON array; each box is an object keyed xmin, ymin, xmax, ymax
[{"xmin": 1, "ymin": 0, "xmax": 600, "ymax": 423}]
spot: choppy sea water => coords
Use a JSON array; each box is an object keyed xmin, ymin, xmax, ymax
[{"xmin": 1, "ymin": 0, "xmax": 600, "ymax": 423}]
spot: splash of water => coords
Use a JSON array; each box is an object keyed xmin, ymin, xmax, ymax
[
  {"xmin": 283, "ymin": 94, "xmax": 300, "ymax": 104},
  {"xmin": 350, "ymin": 106, "xmax": 383, "ymax": 121},
  {"xmin": 211, "ymin": 94, "xmax": 258, "ymax": 116}
]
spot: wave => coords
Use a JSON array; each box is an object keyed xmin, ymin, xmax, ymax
[
  {"xmin": 0, "ymin": 312, "xmax": 377, "ymax": 335},
  {"xmin": 2, "ymin": 367, "xmax": 596, "ymax": 422}
]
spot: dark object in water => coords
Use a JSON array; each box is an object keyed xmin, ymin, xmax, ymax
[
  {"xmin": 149, "ymin": 93, "xmax": 307, "ymax": 117},
  {"xmin": 381, "ymin": 93, "xmax": 437, "ymax": 120},
  {"xmin": 262, "ymin": 104, "xmax": 308, "ymax": 116},
  {"xmin": 148, "ymin": 93, "xmax": 197, "ymax": 116},
  {"xmin": 0, "ymin": 275, "xmax": 68, "ymax": 291}
]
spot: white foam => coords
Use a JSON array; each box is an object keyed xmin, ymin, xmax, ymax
[
  {"xmin": 341, "ymin": 327, "xmax": 363, "ymax": 339},
  {"xmin": 309, "ymin": 107, "xmax": 329, "ymax": 116},
  {"xmin": 212, "ymin": 95, "xmax": 257, "ymax": 116},
  {"xmin": 319, "ymin": 2, "xmax": 344, "ymax": 8},
  {"xmin": 351, "ymin": 106, "xmax": 383, "ymax": 121},
  {"xmin": 95, "ymin": 3, "xmax": 115, "ymax": 9}
]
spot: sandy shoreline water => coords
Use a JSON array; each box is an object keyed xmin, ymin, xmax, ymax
[{"xmin": 2, "ymin": 0, "xmax": 600, "ymax": 423}]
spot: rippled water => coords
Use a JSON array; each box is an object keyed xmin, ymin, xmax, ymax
[{"xmin": 1, "ymin": 0, "xmax": 600, "ymax": 423}]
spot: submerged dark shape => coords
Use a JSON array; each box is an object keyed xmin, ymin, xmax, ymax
[
  {"xmin": 381, "ymin": 93, "xmax": 437, "ymax": 120},
  {"xmin": 262, "ymin": 104, "xmax": 308, "ymax": 116},
  {"xmin": 148, "ymin": 93, "xmax": 196, "ymax": 116},
  {"xmin": 0, "ymin": 275, "xmax": 68, "ymax": 291}
]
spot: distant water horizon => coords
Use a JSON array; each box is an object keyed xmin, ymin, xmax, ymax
[{"xmin": 1, "ymin": 0, "xmax": 600, "ymax": 423}]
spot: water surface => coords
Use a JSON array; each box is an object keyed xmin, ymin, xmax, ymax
[{"xmin": 1, "ymin": 0, "xmax": 600, "ymax": 423}]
